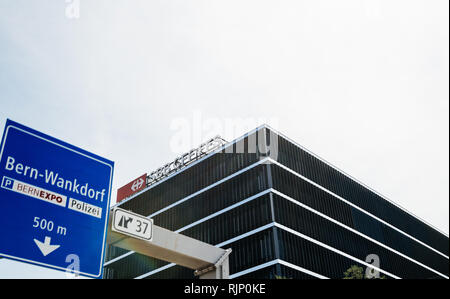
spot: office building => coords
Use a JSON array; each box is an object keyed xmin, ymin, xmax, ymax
[{"xmin": 103, "ymin": 125, "xmax": 449, "ymax": 279}]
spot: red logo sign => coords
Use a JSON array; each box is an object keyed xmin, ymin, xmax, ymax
[{"xmin": 116, "ymin": 174, "xmax": 147, "ymax": 203}]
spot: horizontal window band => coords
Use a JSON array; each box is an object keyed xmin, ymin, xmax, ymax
[
  {"xmin": 273, "ymin": 223, "xmax": 401, "ymax": 279},
  {"xmin": 136, "ymin": 259, "xmax": 328, "ymax": 280},
  {"xmin": 277, "ymin": 259, "xmax": 329, "ymax": 279},
  {"xmin": 229, "ymin": 259, "xmax": 329, "ymax": 279},
  {"xmin": 269, "ymin": 158, "xmax": 449, "ymax": 260},
  {"xmin": 228, "ymin": 260, "xmax": 279, "ymax": 279},
  {"xmin": 103, "ymin": 251, "xmax": 134, "ymax": 267},
  {"xmin": 135, "ymin": 263, "xmax": 176, "ymax": 279},
  {"xmin": 271, "ymin": 189, "xmax": 448, "ymax": 279},
  {"xmin": 175, "ymin": 189, "xmax": 272, "ymax": 233},
  {"xmin": 148, "ymin": 158, "xmax": 270, "ymax": 219}
]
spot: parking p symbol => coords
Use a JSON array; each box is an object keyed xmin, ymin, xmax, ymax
[{"xmin": 1, "ymin": 177, "xmax": 14, "ymax": 190}]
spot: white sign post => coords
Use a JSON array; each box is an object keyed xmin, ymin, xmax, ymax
[
  {"xmin": 112, "ymin": 208, "xmax": 153, "ymax": 241},
  {"xmin": 107, "ymin": 208, "xmax": 231, "ymax": 279}
]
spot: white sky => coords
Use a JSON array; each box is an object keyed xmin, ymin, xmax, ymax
[{"xmin": 0, "ymin": 0, "xmax": 448, "ymax": 278}]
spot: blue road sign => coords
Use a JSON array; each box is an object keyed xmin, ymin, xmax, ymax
[{"xmin": 0, "ymin": 119, "xmax": 114, "ymax": 278}]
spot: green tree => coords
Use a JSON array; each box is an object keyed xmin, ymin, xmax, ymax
[
  {"xmin": 343, "ymin": 265, "xmax": 364, "ymax": 279},
  {"xmin": 343, "ymin": 265, "xmax": 386, "ymax": 279}
]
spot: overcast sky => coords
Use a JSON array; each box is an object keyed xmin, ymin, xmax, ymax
[{"xmin": 0, "ymin": 0, "xmax": 448, "ymax": 278}]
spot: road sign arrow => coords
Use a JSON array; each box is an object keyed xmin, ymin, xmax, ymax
[{"xmin": 33, "ymin": 236, "xmax": 60, "ymax": 256}]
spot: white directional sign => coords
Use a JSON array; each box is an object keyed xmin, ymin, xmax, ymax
[{"xmin": 112, "ymin": 208, "xmax": 153, "ymax": 241}]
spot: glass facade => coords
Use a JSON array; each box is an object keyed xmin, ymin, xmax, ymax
[{"xmin": 103, "ymin": 126, "xmax": 449, "ymax": 279}]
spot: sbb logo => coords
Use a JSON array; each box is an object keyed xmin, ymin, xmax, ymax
[
  {"xmin": 131, "ymin": 178, "xmax": 144, "ymax": 192},
  {"xmin": 117, "ymin": 174, "xmax": 147, "ymax": 203}
]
